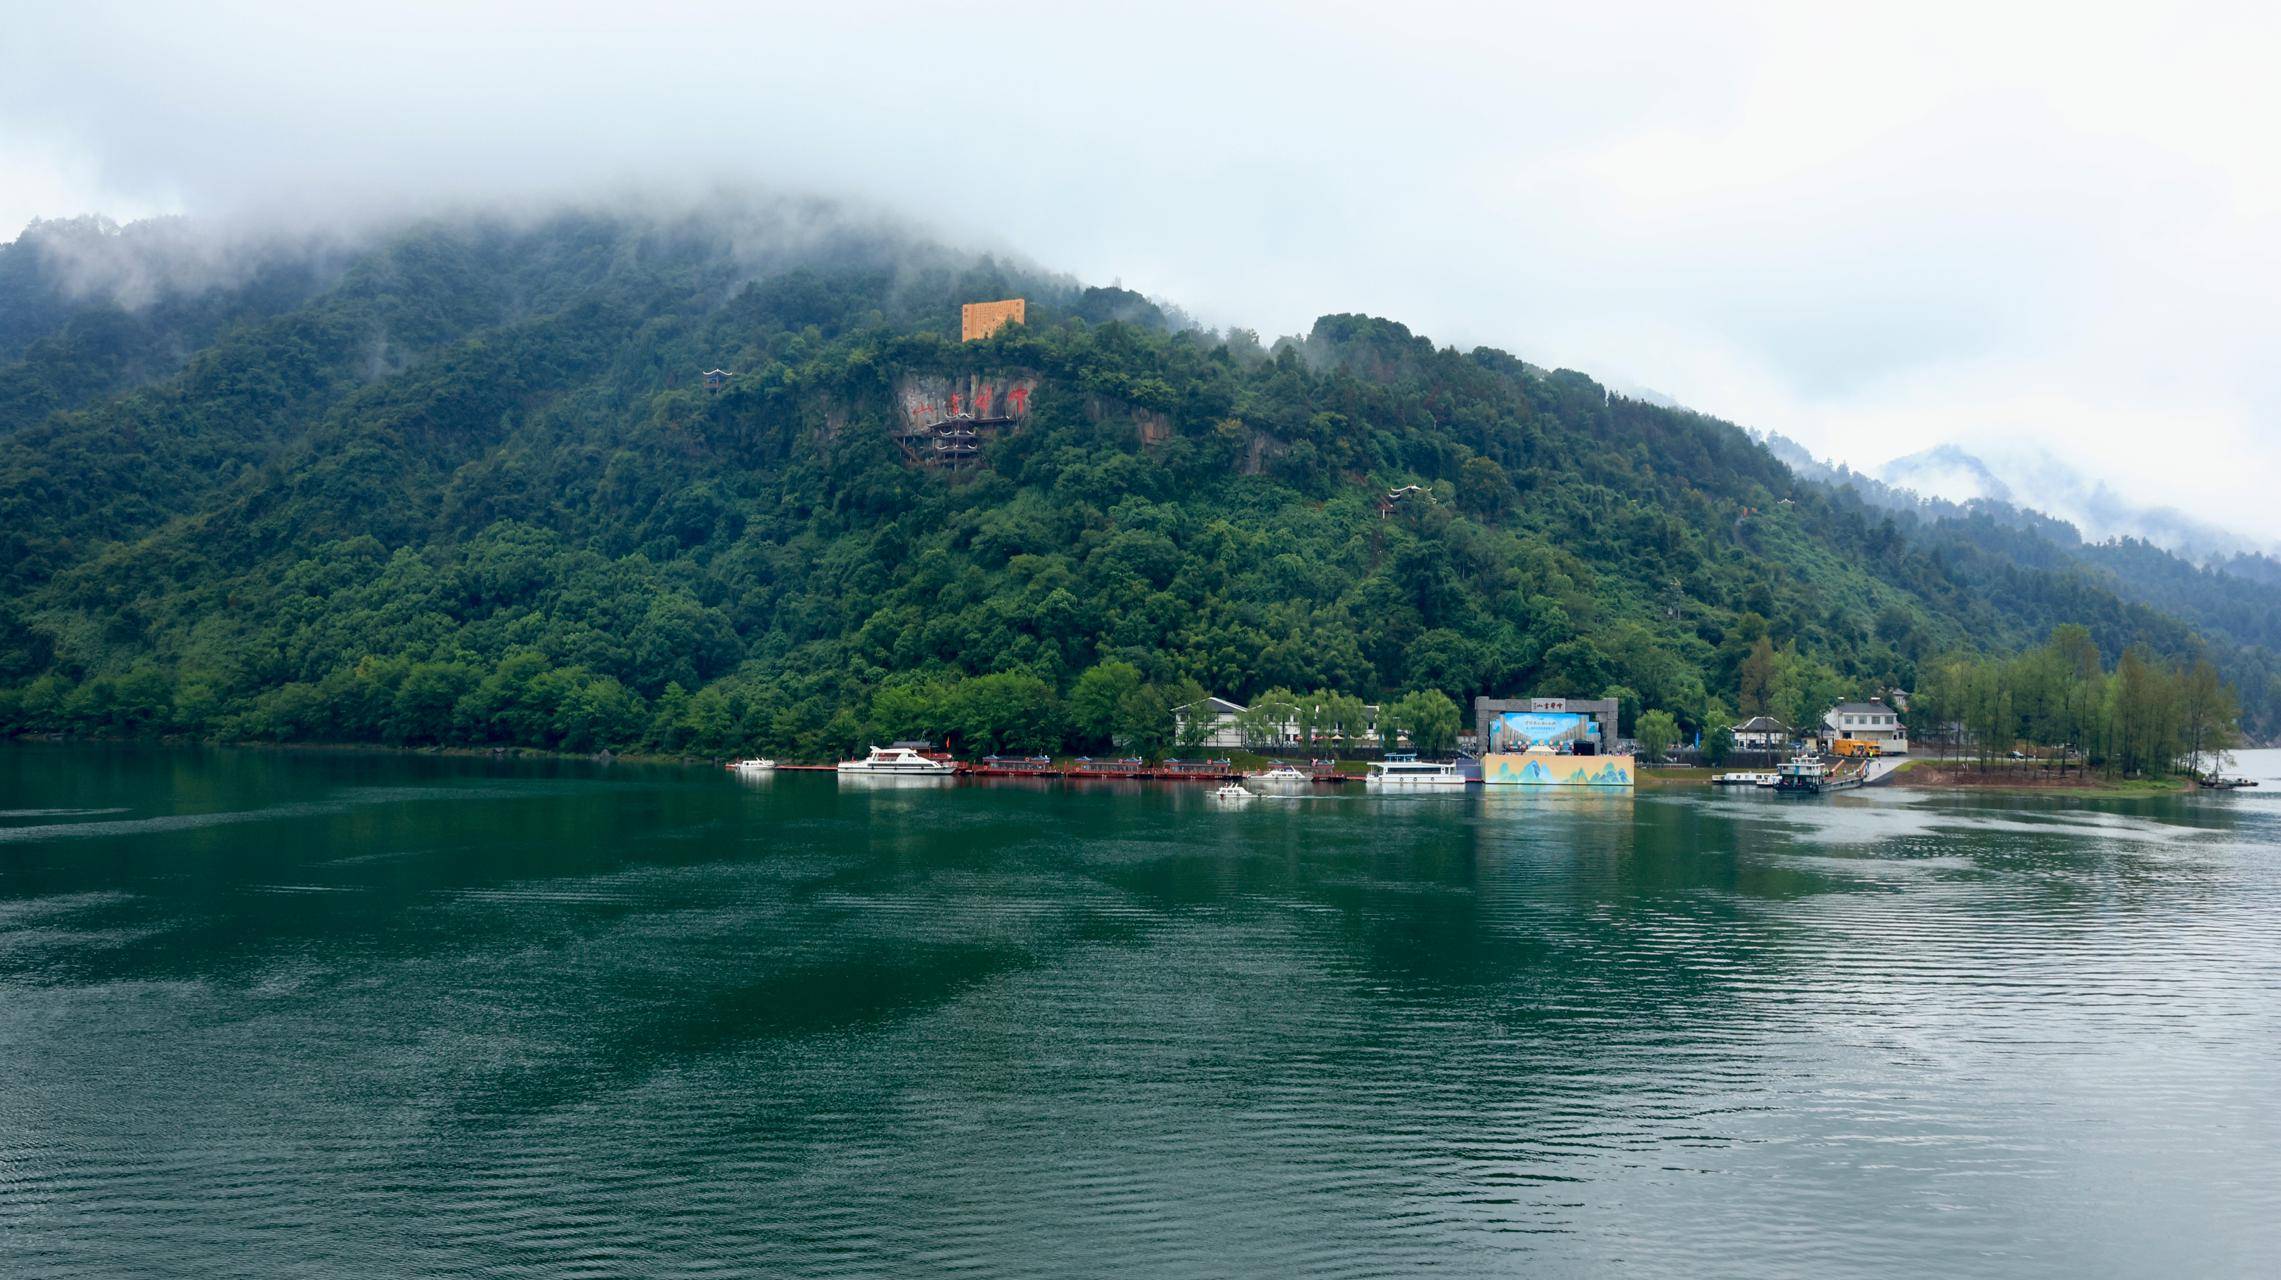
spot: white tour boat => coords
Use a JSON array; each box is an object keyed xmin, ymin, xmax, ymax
[
  {"xmin": 1364, "ymin": 754, "xmax": 1466, "ymax": 788},
  {"xmin": 727, "ymin": 758, "xmax": 777, "ymax": 773},
  {"xmin": 835, "ymin": 746, "xmax": 956, "ymax": 776},
  {"xmin": 1213, "ymin": 782, "xmax": 1255, "ymax": 802},
  {"xmin": 1246, "ymin": 764, "xmax": 1314, "ymax": 789}
]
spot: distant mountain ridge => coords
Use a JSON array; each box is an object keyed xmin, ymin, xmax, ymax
[
  {"xmin": 1877, "ymin": 441, "xmax": 2268, "ymax": 563},
  {"xmin": 1757, "ymin": 428, "xmax": 2281, "ymax": 737}
]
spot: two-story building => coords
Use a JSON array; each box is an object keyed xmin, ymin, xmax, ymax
[
  {"xmin": 1821, "ymin": 699, "xmax": 1907, "ymax": 753},
  {"xmin": 1173, "ymin": 695, "xmax": 1383, "ymax": 750},
  {"xmin": 1171, "ymin": 696, "xmax": 1248, "ymax": 749}
]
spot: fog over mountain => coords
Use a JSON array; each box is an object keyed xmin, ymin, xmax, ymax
[
  {"xmin": 4, "ymin": 1, "xmax": 2278, "ymax": 541},
  {"xmin": 1874, "ymin": 442, "xmax": 2275, "ymax": 562}
]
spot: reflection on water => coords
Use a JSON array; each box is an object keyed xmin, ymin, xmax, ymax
[
  {"xmin": 0, "ymin": 743, "xmax": 2277, "ymax": 1279},
  {"xmin": 831, "ymin": 771, "xmax": 954, "ymax": 790}
]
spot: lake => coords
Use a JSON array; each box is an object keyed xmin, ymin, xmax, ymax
[{"xmin": 3, "ymin": 743, "xmax": 2278, "ymax": 1278}]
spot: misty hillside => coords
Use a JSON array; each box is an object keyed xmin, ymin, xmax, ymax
[
  {"xmin": 2, "ymin": 204, "xmax": 2275, "ymax": 755},
  {"xmin": 1879, "ymin": 441, "xmax": 2268, "ymax": 562},
  {"xmin": 1761, "ymin": 430, "xmax": 2281, "ymax": 681}
]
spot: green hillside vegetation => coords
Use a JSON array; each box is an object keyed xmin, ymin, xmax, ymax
[{"xmin": 0, "ymin": 207, "xmax": 2259, "ymax": 762}]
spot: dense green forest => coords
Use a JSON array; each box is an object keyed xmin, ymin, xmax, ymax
[{"xmin": 0, "ymin": 206, "xmax": 2269, "ymax": 761}]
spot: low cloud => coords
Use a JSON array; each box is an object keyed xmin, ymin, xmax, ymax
[{"xmin": 4, "ymin": 0, "xmax": 2277, "ymax": 536}]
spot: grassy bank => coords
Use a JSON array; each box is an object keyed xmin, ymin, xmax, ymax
[
  {"xmin": 1882, "ymin": 757, "xmax": 2193, "ymax": 796},
  {"xmin": 1636, "ymin": 764, "xmax": 1715, "ymax": 788}
]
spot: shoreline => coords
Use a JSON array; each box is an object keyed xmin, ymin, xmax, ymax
[
  {"xmin": 1, "ymin": 732, "xmax": 713, "ymax": 770},
  {"xmin": 1872, "ymin": 757, "xmax": 2194, "ymax": 797},
  {"xmin": 3, "ymin": 733, "xmax": 2219, "ymax": 797}
]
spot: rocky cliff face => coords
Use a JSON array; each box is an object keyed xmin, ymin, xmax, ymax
[{"xmin": 895, "ymin": 372, "xmax": 1038, "ymax": 430}]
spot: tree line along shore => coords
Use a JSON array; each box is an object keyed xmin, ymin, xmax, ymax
[{"xmin": 4, "ymin": 624, "xmax": 2243, "ymax": 787}]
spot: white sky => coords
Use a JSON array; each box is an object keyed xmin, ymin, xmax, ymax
[{"xmin": 3, "ymin": 1, "xmax": 2276, "ymax": 537}]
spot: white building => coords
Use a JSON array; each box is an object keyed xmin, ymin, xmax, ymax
[
  {"xmin": 1732, "ymin": 716, "xmax": 1790, "ymax": 751},
  {"xmin": 1174, "ymin": 695, "xmax": 1382, "ymax": 750},
  {"xmin": 1822, "ymin": 699, "xmax": 1908, "ymax": 753},
  {"xmin": 1171, "ymin": 696, "xmax": 1248, "ymax": 749}
]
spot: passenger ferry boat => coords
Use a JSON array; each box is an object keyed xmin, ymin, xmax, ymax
[
  {"xmin": 1364, "ymin": 754, "xmax": 1466, "ymax": 788},
  {"xmin": 1773, "ymin": 753, "xmax": 1827, "ymax": 793},
  {"xmin": 726, "ymin": 758, "xmax": 777, "ymax": 773},
  {"xmin": 835, "ymin": 746, "xmax": 957, "ymax": 776},
  {"xmin": 1711, "ymin": 770, "xmax": 1771, "ymax": 786},
  {"xmin": 1774, "ymin": 753, "xmax": 1863, "ymax": 794}
]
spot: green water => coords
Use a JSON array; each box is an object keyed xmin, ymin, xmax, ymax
[{"xmin": 3, "ymin": 742, "xmax": 2278, "ymax": 1278}]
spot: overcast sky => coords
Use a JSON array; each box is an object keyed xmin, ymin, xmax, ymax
[{"xmin": 4, "ymin": 1, "xmax": 2276, "ymax": 538}]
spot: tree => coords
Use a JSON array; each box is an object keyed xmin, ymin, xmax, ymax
[
  {"xmin": 1457, "ymin": 454, "xmax": 1516, "ymax": 517},
  {"xmin": 1067, "ymin": 661, "xmax": 1143, "ymax": 750},
  {"xmin": 945, "ymin": 672, "xmax": 1062, "ymax": 757},
  {"xmin": 392, "ymin": 661, "xmax": 476, "ymax": 745},
  {"xmin": 1736, "ymin": 636, "xmax": 1777, "ymax": 715},
  {"xmin": 870, "ymin": 674, "xmax": 956, "ymax": 746},
  {"xmin": 1535, "ymin": 639, "xmax": 1614, "ymax": 698},
  {"xmin": 1387, "ymin": 689, "xmax": 1460, "ymax": 754},
  {"xmin": 2050, "ymin": 626, "xmax": 2107, "ymax": 775},
  {"xmin": 2177, "ymin": 657, "xmax": 2239, "ymax": 778},
  {"xmin": 1237, "ymin": 686, "xmax": 1301, "ymax": 750},
  {"xmin": 1636, "ymin": 709, "xmax": 1679, "ymax": 762},
  {"xmin": 1310, "ymin": 690, "xmax": 1368, "ymax": 752},
  {"xmin": 1600, "ymin": 684, "xmax": 1643, "ymax": 737}
]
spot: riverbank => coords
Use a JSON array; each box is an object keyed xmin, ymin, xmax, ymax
[
  {"xmin": 1636, "ymin": 765, "xmax": 1715, "ymax": 788},
  {"xmin": 1, "ymin": 732, "xmax": 2222, "ymax": 797},
  {"xmin": 2, "ymin": 731, "xmax": 713, "ymax": 770},
  {"xmin": 1879, "ymin": 757, "xmax": 2194, "ymax": 796}
]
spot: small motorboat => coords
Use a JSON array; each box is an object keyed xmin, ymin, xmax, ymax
[
  {"xmin": 1246, "ymin": 764, "xmax": 1313, "ymax": 789},
  {"xmin": 727, "ymin": 758, "xmax": 777, "ymax": 773},
  {"xmin": 1212, "ymin": 783, "xmax": 1255, "ymax": 803}
]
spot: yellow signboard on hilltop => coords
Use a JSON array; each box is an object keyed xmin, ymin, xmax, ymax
[{"xmin": 960, "ymin": 298, "xmax": 1026, "ymax": 342}]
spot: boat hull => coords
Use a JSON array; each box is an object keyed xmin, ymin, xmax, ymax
[{"xmin": 835, "ymin": 764, "xmax": 955, "ymax": 776}]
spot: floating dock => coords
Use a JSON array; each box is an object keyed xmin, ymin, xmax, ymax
[{"xmin": 769, "ymin": 759, "xmax": 1363, "ymax": 783}]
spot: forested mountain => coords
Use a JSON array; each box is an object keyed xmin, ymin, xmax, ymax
[
  {"xmin": 1, "ymin": 203, "xmax": 2273, "ymax": 758},
  {"xmin": 1759, "ymin": 430, "xmax": 2281, "ymax": 734}
]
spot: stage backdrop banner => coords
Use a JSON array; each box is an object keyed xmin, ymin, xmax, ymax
[
  {"xmin": 1480, "ymin": 753, "xmax": 1635, "ymax": 787},
  {"xmin": 1489, "ymin": 712, "xmax": 1592, "ymax": 752}
]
